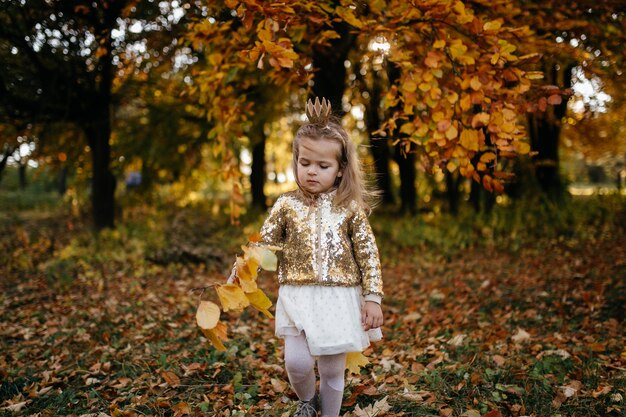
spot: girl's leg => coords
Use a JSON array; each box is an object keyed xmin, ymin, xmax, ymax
[
  {"xmin": 284, "ymin": 333, "xmax": 316, "ymax": 401},
  {"xmin": 317, "ymin": 352, "xmax": 347, "ymax": 417}
]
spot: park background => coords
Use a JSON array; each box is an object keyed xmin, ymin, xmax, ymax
[{"xmin": 0, "ymin": 1, "xmax": 625, "ymax": 416}]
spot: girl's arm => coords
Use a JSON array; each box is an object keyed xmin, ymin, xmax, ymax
[
  {"xmin": 349, "ymin": 206, "xmax": 384, "ymax": 301},
  {"xmin": 227, "ymin": 196, "xmax": 286, "ymax": 283},
  {"xmin": 259, "ymin": 195, "xmax": 286, "ymax": 247}
]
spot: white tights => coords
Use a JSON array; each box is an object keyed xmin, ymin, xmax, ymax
[{"xmin": 284, "ymin": 334, "xmax": 347, "ymax": 417}]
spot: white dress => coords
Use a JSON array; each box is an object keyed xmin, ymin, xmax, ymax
[{"xmin": 275, "ymin": 285, "xmax": 383, "ymax": 356}]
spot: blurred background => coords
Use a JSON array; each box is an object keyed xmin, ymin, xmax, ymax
[{"xmin": 0, "ymin": 0, "xmax": 624, "ymax": 228}]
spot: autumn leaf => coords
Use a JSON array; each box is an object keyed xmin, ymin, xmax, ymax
[
  {"xmin": 248, "ymin": 233, "xmax": 262, "ymax": 243},
  {"xmin": 471, "ymin": 113, "xmax": 490, "ymax": 128},
  {"xmin": 162, "ymin": 371, "xmax": 181, "ymax": 387},
  {"xmin": 526, "ymin": 71, "xmax": 544, "ymax": 80},
  {"xmin": 400, "ymin": 123, "xmax": 416, "ymax": 135},
  {"xmin": 511, "ymin": 328, "xmax": 531, "ymax": 343},
  {"xmin": 353, "ymin": 396, "xmax": 391, "ymax": 417},
  {"xmin": 216, "ymin": 284, "xmax": 250, "ymax": 312},
  {"xmin": 336, "ymin": 6, "xmax": 363, "ymax": 28},
  {"xmin": 346, "ymin": 351, "xmax": 369, "ymax": 374},
  {"xmin": 445, "ymin": 125, "xmax": 459, "ymax": 140},
  {"xmin": 592, "ymin": 385, "xmax": 612, "ymax": 398},
  {"xmin": 548, "ymin": 94, "xmax": 562, "ymax": 105},
  {"xmin": 560, "ymin": 380, "xmax": 582, "ymax": 398},
  {"xmin": 201, "ymin": 321, "xmax": 227, "ymax": 351},
  {"xmin": 480, "ymin": 152, "xmax": 497, "ymax": 163},
  {"xmin": 403, "ymin": 80, "xmax": 418, "ymax": 93},
  {"xmin": 453, "ymin": 1, "xmax": 474, "ymax": 24},
  {"xmin": 271, "ymin": 378, "xmax": 288, "ymax": 393},
  {"xmin": 1, "ymin": 401, "xmax": 30, "ymax": 412},
  {"xmin": 460, "ymin": 94, "xmax": 472, "ymax": 111},
  {"xmin": 196, "ymin": 301, "xmax": 220, "ymax": 330},
  {"xmin": 482, "ymin": 411, "xmax": 504, "ymax": 417},
  {"xmin": 514, "ymin": 141, "xmax": 531, "ymax": 154},
  {"xmin": 236, "ymin": 254, "xmax": 259, "ymax": 281},
  {"xmin": 247, "ymin": 246, "xmax": 278, "ymax": 271},
  {"xmin": 483, "ymin": 19, "xmax": 503, "ymax": 32},
  {"xmin": 172, "ymin": 402, "xmax": 191, "ymax": 417},
  {"xmin": 470, "ymin": 76, "xmax": 482, "ymax": 91},
  {"xmin": 460, "ymin": 129, "xmax": 480, "ymax": 151},
  {"xmin": 424, "ymin": 51, "xmax": 441, "ymax": 68},
  {"xmin": 196, "ymin": 242, "xmax": 279, "ymax": 351},
  {"xmin": 246, "ymin": 288, "xmax": 274, "ymax": 318},
  {"xmin": 238, "ymin": 275, "xmax": 258, "ymax": 293},
  {"xmin": 449, "ymin": 39, "xmax": 468, "ymax": 59},
  {"xmin": 437, "ymin": 119, "xmax": 451, "ymax": 132}
]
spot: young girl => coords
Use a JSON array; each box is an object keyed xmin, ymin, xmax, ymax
[{"xmin": 231, "ymin": 97, "xmax": 384, "ymax": 417}]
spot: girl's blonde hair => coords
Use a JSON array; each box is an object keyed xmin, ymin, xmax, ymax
[{"xmin": 292, "ymin": 115, "xmax": 379, "ymax": 213}]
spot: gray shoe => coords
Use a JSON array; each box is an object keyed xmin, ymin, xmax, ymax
[{"xmin": 293, "ymin": 394, "xmax": 319, "ymax": 417}]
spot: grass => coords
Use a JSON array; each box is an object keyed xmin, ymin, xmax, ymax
[{"xmin": 371, "ymin": 192, "xmax": 626, "ymax": 260}]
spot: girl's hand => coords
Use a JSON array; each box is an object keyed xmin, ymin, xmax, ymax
[{"xmin": 361, "ymin": 301, "xmax": 383, "ymax": 331}]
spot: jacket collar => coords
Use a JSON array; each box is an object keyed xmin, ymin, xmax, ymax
[{"xmin": 318, "ymin": 188, "xmax": 337, "ymax": 201}]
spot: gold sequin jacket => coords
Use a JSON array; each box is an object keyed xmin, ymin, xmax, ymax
[{"xmin": 259, "ymin": 190, "xmax": 383, "ymax": 298}]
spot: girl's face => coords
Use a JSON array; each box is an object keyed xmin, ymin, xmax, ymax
[{"xmin": 296, "ymin": 137, "xmax": 343, "ymax": 195}]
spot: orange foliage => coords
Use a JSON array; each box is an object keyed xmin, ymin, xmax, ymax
[{"xmin": 185, "ymin": 1, "xmax": 624, "ymax": 213}]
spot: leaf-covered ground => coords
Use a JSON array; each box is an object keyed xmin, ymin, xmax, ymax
[{"xmin": 1, "ymin": 200, "xmax": 625, "ymax": 417}]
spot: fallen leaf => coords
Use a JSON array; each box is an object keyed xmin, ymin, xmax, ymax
[
  {"xmin": 440, "ymin": 407, "xmax": 454, "ymax": 417},
  {"xmin": 511, "ymin": 328, "xmax": 530, "ymax": 343},
  {"xmin": 1, "ymin": 401, "xmax": 30, "ymax": 412},
  {"xmin": 492, "ymin": 355, "xmax": 505, "ymax": 367},
  {"xmin": 271, "ymin": 378, "xmax": 288, "ymax": 393},
  {"xmin": 162, "ymin": 371, "xmax": 180, "ymax": 387},
  {"xmin": 448, "ymin": 334, "xmax": 466, "ymax": 346},
  {"xmin": 346, "ymin": 351, "xmax": 369, "ymax": 374},
  {"xmin": 172, "ymin": 402, "xmax": 191, "ymax": 417},
  {"xmin": 560, "ymin": 380, "xmax": 582, "ymax": 398},
  {"xmin": 353, "ymin": 396, "xmax": 391, "ymax": 417},
  {"xmin": 592, "ymin": 385, "xmax": 612, "ymax": 398}
]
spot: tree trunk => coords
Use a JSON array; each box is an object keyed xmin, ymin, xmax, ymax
[
  {"xmin": 87, "ymin": 120, "xmax": 116, "ymax": 230},
  {"xmin": 250, "ymin": 126, "xmax": 267, "ymax": 210},
  {"xmin": 311, "ymin": 21, "xmax": 354, "ymax": 114},
  {"xmin": 367, "ymin": 71, "xmax": 394, "ymax": 204},
  {"xmin": 387, "ymin": 63, "xmax": 417, "ymax": 214},
  {"xmin": 445, "ymin": 171, "xmax": 463, "ymax": 215},
  {"xmin": 0, "ymin": 145, "xmax": 16, "ymax": 183},
  {"xmin": 395, "ymin": 144, "xmax": 417, "ymax": 214},
  {"xmin": 529, "ymin": 63, "xmax": 574, "ymax": 199},
  {"xmin": 470, "ymin": 180, "xmax": 495, "ymax": 213},
  {"xmin": 87, "ymin": 25, "xmax": 115, "ymax": 230},
  {"xmin": 18, "ymin": 163, "xmax": 27, "ymax": 189},
  {"xmin": 57, "ymin": 166, "xmax": 67, "ymax": 195},
  {"xmin": 529, "ymin": 114, "xmax": 561, "ymax": 196}
]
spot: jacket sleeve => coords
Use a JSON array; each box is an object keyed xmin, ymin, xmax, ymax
[
  {"xmin": 349, "ymin": 206, "xmax": 384, "ymax": 299},
  {"xmin": 259, "ymin": 195, "xmax": 286, "ymax": 247}
]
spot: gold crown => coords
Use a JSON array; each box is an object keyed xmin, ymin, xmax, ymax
[{"xmin": 305, "ymin": 97, "xmax": 332, "ymax": 125}]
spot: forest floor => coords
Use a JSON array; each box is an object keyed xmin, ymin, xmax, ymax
[{"xmin": 1, "ymin": 196, "xmax": 625, "ymax": 417}]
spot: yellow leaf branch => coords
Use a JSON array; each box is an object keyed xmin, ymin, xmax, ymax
[{"xmin": 195, "ymin": 240, "xmax": 279, "ymax": 351}]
